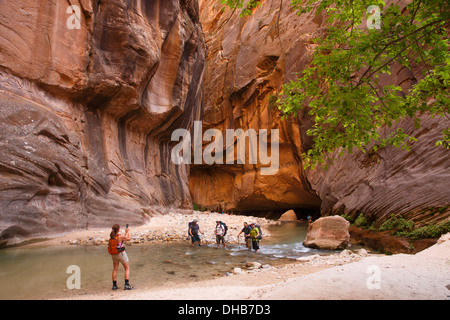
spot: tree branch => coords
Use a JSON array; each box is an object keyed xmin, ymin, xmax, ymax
[
  {"xmin": 353, "ymin": 20, "xmax": 447, "ymax": 91},
  {"xmin": 353, "ymin": 19, "xmax": 446, "ymax": 90}
]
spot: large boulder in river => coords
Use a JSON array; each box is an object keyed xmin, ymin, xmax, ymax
[
  {"xmin": 279, "ymin": 210, "xmax": 298, "ymax": 222},
  {"xmin": 303, "ymin": 216, "xmax": 350, "ymax": 250}
]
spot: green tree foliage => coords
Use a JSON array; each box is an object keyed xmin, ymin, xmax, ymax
[
  {"xmin": 220, "ymin": 0, "xmax": 450, "ymax": 169},
  {"xmin": 219, "ymin": 0, "xmax": 262, "ymax": 16}
]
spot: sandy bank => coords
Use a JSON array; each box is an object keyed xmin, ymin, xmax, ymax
[{"xmin": 256, "ymin": 234, "xmax": 450, "ymax": 300}]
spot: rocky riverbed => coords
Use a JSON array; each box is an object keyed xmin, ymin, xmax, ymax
[{"xmin": 59, "ymin": 211, "xmax": 278, "ymax": 246}]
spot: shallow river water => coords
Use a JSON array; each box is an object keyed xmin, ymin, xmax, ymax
[{"xmin": 0, "ymin": 221, "xmax": 333, "ymax": 299}]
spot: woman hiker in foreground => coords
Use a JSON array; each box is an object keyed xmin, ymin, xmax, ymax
[{"xmin": 108, "ymin": 224, "xmax": 134, "ymax": 290}]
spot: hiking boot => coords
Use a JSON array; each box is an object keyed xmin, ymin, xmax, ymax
[
  {"xmin": 124, "ymin": 284, "xmax": 134, "ymax": 290},
  {"xmin": 112, "ymin": 284, "xmax": 118, "ymax": 290}
]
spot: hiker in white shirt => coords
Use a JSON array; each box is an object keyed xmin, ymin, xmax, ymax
[{"xmin": 215, "ymin": 221, "xmax": 226, "ymax": 248}]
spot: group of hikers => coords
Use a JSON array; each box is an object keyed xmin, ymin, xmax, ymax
[
  {"xmin": 107, "ymin": 220, "xmax": 263, "ymax": 291},
  {"xmin": 188, "ymin": 220, "xmax": 262, "ymax": 253}
]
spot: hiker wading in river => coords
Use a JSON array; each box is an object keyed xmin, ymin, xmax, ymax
[
  {"xmin": 215, "ymin": 220, "xmax": 226, "ymax": 248},
  {"xmin": 189, "ymin": 219, "xmax": 204, "ymax": 247},
  {"xmin": 237, "ymin": 222, "xmax": 252, "ymax": 250},
  {"xmin": 249, "ymin": 223, "xmax": 260, "ymax": 253}
]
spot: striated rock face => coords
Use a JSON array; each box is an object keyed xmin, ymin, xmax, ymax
[
  {"xmin": 0, "ymin": 0, "xmax": 206, "ymax": 238},
  {"xmin": 190, "ymin": 0, "xmax": 323, "ymax": 215},
  {"xmin": 307, "ymin": 114, "xmax": 450, "ymax": 227}
]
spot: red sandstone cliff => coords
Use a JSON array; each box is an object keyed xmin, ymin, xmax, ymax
[
  {"xmin": 192, "ymin": 0, "xmax": 449, "ymax": 225},
  {"xmin": 190, "ymin": 0, "xmax": 324, "ymax": 216},
  {"xmin": 0, "ymin": 0, "xmax": 205, "ymax": 239}
]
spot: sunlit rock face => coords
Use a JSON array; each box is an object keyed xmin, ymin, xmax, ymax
[
  {"xmin": 0, "ymin": 0, "xmax": 206, "ymax": 238},
  {"xmin": 190, "ymin": 0, "xmax": 323, "ymax": 215}
]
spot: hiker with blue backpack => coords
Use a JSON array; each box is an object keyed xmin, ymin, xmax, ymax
[{"xmin": 215, "ymin": 221, "xmax": 228, "ymax": 248}]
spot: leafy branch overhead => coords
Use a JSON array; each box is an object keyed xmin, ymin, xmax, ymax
[
  {"xmin": 220, "ymin": 0, "xmax": 450, "ymax": 170},
  {"xmin": 219, "ymin": 0, "xmax": 263, "ymax": 16}
]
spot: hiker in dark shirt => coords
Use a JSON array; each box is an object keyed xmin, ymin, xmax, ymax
[
  {"xmin": 189, "ymin": 219, "xmax": 203, "ymax": 246},
  {"xmin": 237, "ymin": 222, "xmax": 252, "ymax": 250}
]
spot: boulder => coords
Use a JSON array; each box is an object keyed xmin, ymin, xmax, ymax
[
  {"xmin": 279, "ymin": 210, "xmax": 298, "ymax": 222},
  {"xmin": 303, "ymin": 216, "xmax": 350, "ymax": 250}
]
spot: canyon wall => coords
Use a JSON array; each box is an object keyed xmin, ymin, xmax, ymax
[
  {"xmin": 0, "ymin": 0, "xmax": 448, "ymax": 241},
  {"xmin": 190, "ymin": 0, "xmax": 323, "ymax": 216},
  {"xmin": 308, "ymin": 114, "xmax": 450, "ymax": 227},
  {"xmin": 0, "ymin": 0, "xmax": 206, "ymax": 239},
  {"xmin": 194, "ymin": 0, "xmax": 449, "ymax": 224}
]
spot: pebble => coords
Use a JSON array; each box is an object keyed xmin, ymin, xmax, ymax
[{"xmin": 245, "ymin": 261, "xmax": 262, "ymax": 269}]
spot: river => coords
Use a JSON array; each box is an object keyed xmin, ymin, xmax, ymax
[{"xmin": 0, "ymin": 221, "xmax": 333, "ymax": 299}]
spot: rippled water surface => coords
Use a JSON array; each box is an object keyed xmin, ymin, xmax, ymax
[{"xmin": 0, "ymin": 221, "xmax": 332, "ymax": 299}]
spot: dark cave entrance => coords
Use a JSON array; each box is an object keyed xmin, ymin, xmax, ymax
[{"xmin": 232, "ymin": 206, "xmax": 322, "ymax": 221}]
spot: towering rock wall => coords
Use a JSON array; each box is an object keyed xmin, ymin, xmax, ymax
[
  {"xmin": 0, "ymin": 0, "xmax": 206, "ymax": 238},
  {"xmin": 194, "ymin": 0, "xmax": 449, "ymax": 224},
  {"xmin": 191, "ymin": 0, "xmax": 323, "ymax": 215}
]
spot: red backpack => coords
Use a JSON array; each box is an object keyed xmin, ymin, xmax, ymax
[{"xmin": 108, "ymin": 236, "xmax": 123, "ymax": 255}]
